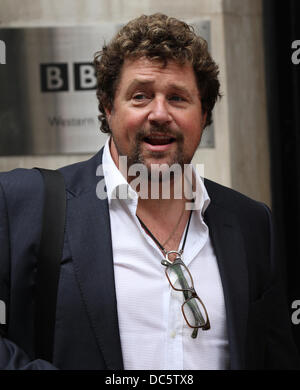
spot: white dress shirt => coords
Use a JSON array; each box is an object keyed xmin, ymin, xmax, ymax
[{"xmin": 102, "ymin": 138, "xmax": 230, "ymax": 370}]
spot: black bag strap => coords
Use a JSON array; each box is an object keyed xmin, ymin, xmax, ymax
[{"xmin": 34, "ymin": 168, "xmax": 66, "ymax": 362}]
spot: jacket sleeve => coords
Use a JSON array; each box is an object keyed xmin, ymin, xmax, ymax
[
  {"xmin": 0, "ymin": 339, "xmax": 58, "ymax": 370},
  {"xmin": 0, "ymin": 176, "xmax": 58, "ymax": 370}
]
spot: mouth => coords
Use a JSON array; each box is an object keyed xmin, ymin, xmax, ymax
[
  {"xmin": 142, "ymin": 134, "xmax": 176, "ymax": 152},
  {"xmin": 143, "ymin": 135, "xmax": 176, "ymax": 146}
]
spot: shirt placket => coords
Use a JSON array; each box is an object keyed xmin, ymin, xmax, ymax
[{"xmin": 164, "ymin": 286, "xmax": 184, "ymax": 370}]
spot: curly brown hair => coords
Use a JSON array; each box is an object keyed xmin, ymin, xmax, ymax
[{"xmin": 94, "ymin": 13, "xmax": 221, "ymax": 133}]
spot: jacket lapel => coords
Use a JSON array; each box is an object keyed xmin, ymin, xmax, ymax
[
  {"xmin": 63, "ymin": 150, "xmax": 124, "ymax": 369},
  {"xmin": 204, "ymin": 187, "xmax": 249, "ymax": 370}
]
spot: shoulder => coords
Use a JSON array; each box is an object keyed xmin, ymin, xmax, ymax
[
  {"xmin": 0, "ymin": 168, "xmax": 44, "ymax": 202},
  {"xmin": 203, "ymin": 179, "xmax": 274, "ymax": 268},
  {"xmin": 204, "ymin": 178, "xmax": 271, "ymax": 222},
  {"xmin": 58, "ymin": 149, "xmax": 103, "ymax": 197},
  {"xmin": 0, "ymin": 148, "xmax": 104, "ymax": 201}
]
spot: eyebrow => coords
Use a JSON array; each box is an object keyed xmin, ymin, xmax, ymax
[
  {"xmin": 125, "ymin": 79, "xmax": 154, "ymax": 96},
  {"xmin": 168, "ymin": 83, "xmax": 193, "ymax": 98}
]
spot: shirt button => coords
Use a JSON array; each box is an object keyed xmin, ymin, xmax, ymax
[{"xmin": 170, "ymin": 331, "xmax": 176, "ymax": 338}]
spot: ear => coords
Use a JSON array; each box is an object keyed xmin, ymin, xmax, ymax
[{"xmin": 104, "ymin": 105, "xmax": 112, "ymax": 120}]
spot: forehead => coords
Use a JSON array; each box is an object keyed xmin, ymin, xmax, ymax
[{"xmin": 116, "ymin": 57, "xmax": 198, "ymax": 92}]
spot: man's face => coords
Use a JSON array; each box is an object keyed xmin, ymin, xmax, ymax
[{"xmin": 105, "ymin": 57, "xmax": 207, "ymax": 174}]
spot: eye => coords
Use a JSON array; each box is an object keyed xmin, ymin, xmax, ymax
[
  {"xmin": 133, "ymin": 93, "xmax": 147, "ymax": 100},
  {"xmin": 169, "ymin": 95, "xmax": 185, "ymax": 102}
]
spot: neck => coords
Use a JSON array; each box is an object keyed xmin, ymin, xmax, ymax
[
  {"xmin": 136, "ymin": 185, "xmax": 192, "ymax": 256},
  {"xmin": 136, "ymin": 172, "xmax": 186, "ymax": 210},
  {"xmin": 135, "ymin": 167, "xmax": 196, "ymax": 212},
  {"xmin": 138, "ymin": 195, "xmax": 186, "ymax": 216},
  {"xmin": 134, "ymin": 171, "xmax": 195, "ymax": 255},
  {"xmin": 136, "ymin": 184, "xmax": 190, "ymax": 246}
]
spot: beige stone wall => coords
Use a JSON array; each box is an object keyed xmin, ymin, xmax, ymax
[
  {"xmin": 222, "ymin": 0, "xmax": 271, "ymax": 205},
  {"xmin": 0, "ymin": 0, "xmax": 271, "ymax": 205},
  {"xmin": 0, "ymin": 0, "xmax": 222, "ymax": 26}
]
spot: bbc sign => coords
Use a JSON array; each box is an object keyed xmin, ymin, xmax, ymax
[{"xmin": 40, "ymin": 62, "xmax": 97, "ymax": 92}]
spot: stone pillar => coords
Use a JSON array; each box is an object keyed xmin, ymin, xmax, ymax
[
  {"xmin": 0, "ymin": 0, "xmax": 271, "ymax": 205},
  {"xmin": 222, "ymin": 0, "xmax": 271, "ymax": 205}
]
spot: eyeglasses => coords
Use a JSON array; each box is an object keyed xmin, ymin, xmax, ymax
[{"xmin": 161, "ymin": 251, "xmax": 210, "ymax": 338}]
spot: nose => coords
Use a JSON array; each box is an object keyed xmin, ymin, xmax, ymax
[{"xmin": 148, "ymin": 97, "xmax": 172, "ymax": 125}]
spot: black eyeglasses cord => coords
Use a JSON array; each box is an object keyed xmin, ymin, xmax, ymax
[{"xmin": 136, "ymin": 207, "xmax": 193, "ymax": 255}]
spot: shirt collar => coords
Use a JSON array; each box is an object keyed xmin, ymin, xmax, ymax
[
  {"xmin": 187, "ymin": 162, "xmax": 211, "ymax": 218},
  {"xmin": 102, "ymin": 137, "xmax": 138, "ymax": 204},
  {"xmin": 102, "ymin": 136, "xmax": 210, "ymax": 216}
]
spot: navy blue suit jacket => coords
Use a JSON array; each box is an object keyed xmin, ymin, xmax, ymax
[{"xmin": 0, "ymin": 148, "xmax": 299, "ymax": 370}]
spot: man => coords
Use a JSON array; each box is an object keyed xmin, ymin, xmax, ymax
[{"xmin": 0, "ymin": 13, "xmax": 299, "ymax": 370}]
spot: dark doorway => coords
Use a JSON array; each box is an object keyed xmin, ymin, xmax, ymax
[{"xmin": 263, "ymin": 0, "xmax": 300, "ymax": 350}]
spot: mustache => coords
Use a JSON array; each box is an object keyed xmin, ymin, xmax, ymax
[{"xmin": 135, "ymin": 125, "xmax": 184, "ymax": 142}]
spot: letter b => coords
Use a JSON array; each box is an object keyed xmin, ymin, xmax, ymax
[
  {"xmin": 74, "ymin": 63, "xmax": 97, "ymax": 90},
  {"xmin": 40, "ymin": 63, "xmax": 69, "ymax": 92}
]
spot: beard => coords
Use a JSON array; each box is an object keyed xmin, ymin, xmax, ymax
[{"xmin": 111, "ymin": 124, "xmax": 189, "ymax": 183}]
